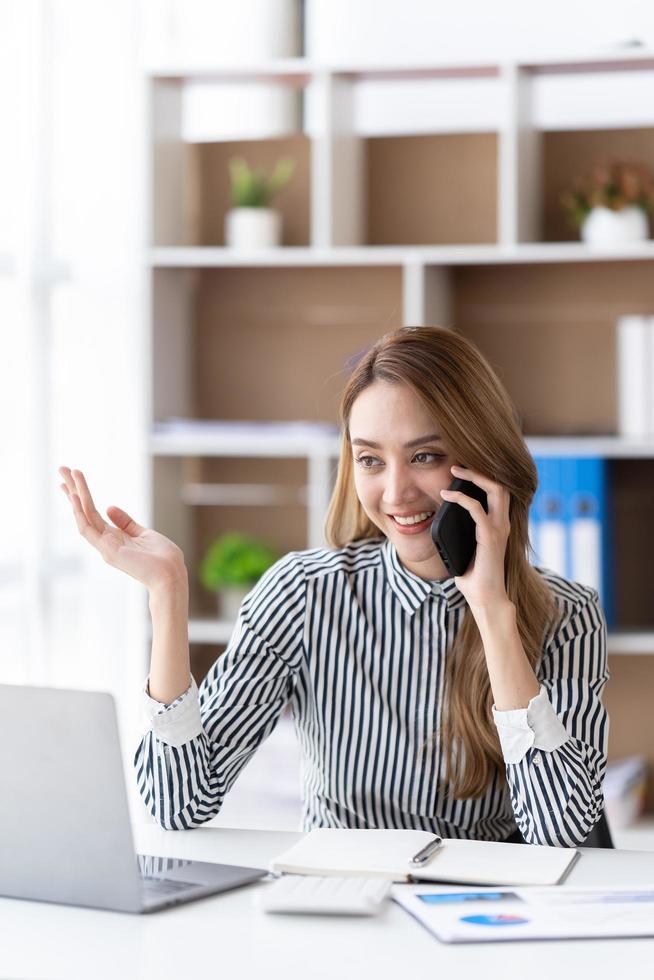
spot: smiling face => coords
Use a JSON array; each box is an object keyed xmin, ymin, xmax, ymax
[{"xmin": 349, "ymin": 379, "xmax": 454, "ymax": 581}]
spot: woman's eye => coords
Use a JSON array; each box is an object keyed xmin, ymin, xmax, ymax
[
  {"xmin": 413, "ymin": 452, "xmax": 444, "ymax": 464},
  {"xmin": 356, "ymin": 455, "xmax": 380, "ymax": 468}
]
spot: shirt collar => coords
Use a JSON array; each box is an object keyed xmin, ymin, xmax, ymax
[{"xmin": 380, "ymin": 537, "xmax": 467, "ymax": 616}]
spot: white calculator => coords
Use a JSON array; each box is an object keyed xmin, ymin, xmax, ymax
[{"xmin": 256, "ymin": 875, "xmax": 391, "ymax": 916}]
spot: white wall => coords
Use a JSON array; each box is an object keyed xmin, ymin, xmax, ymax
[
  {"xmin": 305, "ymin": 0, "xmax": 654, "ymax": 137},
  {"xmin": 306, "ymin": 0, "xmax": 654, "ymax": 63}
]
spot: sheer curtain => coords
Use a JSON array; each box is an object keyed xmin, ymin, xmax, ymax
[
  {"xmin": 0, "ymin": 2, "xmax": 31, "ymax": 684},
  {"xmin": 0, "ymin": 1, "xmax": 148, "ymax": 764}
]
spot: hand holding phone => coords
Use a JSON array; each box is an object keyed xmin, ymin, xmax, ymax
[{"xmin": 430, "ymin": 477, "xmax": 489, "ymax": 576}]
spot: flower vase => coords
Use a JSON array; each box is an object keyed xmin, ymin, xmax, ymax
[{"xmin": 581, "ymin": 205, "xmax": 649, "ymax": 247}]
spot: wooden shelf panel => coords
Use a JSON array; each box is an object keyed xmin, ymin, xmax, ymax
[
  {"xmin": 192, "ymin": 266, "xmax": 402, "ymax": 423},
  {"xmin": 605, "ymin": 655, "xmax": 654, "ymax": 809},
  {"xmin": 454, "ymin": 260, "xmax": 654, "ymax": 436},
  {"xmin": 365, "ymin": 133, "xmax": 497, "ymax": 246},
  {"xmin": 150, "ymin": 264, "xmax": 403, "ymax": 427}
]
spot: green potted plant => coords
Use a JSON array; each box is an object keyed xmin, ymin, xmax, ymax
[
  {"xmin": 199, "ymin": 532, "xmax": 279, "ymax": 619},
  {"xmin": 225, "ymin": 156, "xmax": 295, "ymax": 249},
  {"xmin": 561, "ymin": 160, "xmax": 654, "ymax": 246}
]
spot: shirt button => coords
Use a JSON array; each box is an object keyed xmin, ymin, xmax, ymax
[{"xmin": 532, "ymin": 752, "xmax": 541, "ymax": 765}]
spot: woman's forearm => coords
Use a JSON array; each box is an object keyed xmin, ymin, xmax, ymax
[
  {"xmin": 472, "ymin": 600, "xmax": 540, "ymax": 711},
  {"xmin": 147, "ymin": 568, "xmax": 192, "ymax": 705}
]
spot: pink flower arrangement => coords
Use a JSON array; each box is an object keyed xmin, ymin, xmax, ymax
[{"xmin": 562, "ymin": 161, "xmax": 654, "ymax": 228}]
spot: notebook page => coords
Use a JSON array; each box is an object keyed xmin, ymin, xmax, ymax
[
  {"xmin": 414, "ymin": 839, "xmax": 578, "ymax": 887},
  {"xmin": 271, "ymin": 829, "xmax": 435, "ymax": 879}
]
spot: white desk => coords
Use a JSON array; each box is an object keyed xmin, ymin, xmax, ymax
[{"xmin": 2, "ymin": 825, "xmax": 654, "ymax": 980}]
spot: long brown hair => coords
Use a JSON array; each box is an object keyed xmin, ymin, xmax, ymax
[{"xmin": 325, "ymin": 326, "xmax": 556, "ymax": 799}]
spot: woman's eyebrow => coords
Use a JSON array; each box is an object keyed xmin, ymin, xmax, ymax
[{"xmin": 351, "ymin": 433, "xmax": 443, "ymax": 449}]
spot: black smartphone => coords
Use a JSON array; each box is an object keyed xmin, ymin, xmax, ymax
[{"xmin": 430, "ymin": 477, "xmax": 488, "ymax": 576}]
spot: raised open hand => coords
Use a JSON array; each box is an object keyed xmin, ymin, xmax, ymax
[{"xmin": 59, "ymin": 467, "xmax": 186, "ymax": 593}]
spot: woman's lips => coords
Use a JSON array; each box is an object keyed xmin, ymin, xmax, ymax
[{"xmin": 389, "ymin": 512, "xmax": 435, "ymax": 535}]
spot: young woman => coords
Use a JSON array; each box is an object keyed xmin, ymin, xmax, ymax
[{"xmin": 59, "ymin": 326, "xmax": 608, "ymax": 847}]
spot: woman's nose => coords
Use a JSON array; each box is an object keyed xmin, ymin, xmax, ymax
[{"xmin": 382, "ymin": 465, "xmax": 419, "ymax": 507}]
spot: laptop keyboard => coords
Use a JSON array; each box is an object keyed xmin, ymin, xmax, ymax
[{"xmin": 140, "ymin": 876, "xmax": 198, "ymax": 898}]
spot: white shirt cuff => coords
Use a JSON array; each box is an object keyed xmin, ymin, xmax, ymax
[
  {"xmin": 492, "ymin": 684, "xmax": 569, "ymax": 765},
  {"xmin": 141, "ymin": 675, "xmax": 204, "ymax": 747}
]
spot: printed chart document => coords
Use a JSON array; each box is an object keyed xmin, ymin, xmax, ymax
[
  {"xmin": 392, "ymin": 883, "xmax": 654, "ymax": 943},
  {"xmin": 270, "ymin": 830, "xmax": 578, "ymax": 887}
]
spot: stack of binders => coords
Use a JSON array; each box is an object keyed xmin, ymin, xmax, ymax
[{"xmin": 529, "ymin": 456, "xmax": 613, "ymax": 627}]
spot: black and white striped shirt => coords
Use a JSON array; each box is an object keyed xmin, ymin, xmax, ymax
[{"xmin": 136, "ymin": 537, "xmax": 609, "ymax": 846}]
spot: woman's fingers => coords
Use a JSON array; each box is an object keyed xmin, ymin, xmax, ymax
[
  {"xmin": 449, "ymin": 463, "xmax": 501, "ymax": 498},
  {"xmin": 440, "ymin": 487, "xmax": 488, "ymax": 527},
  {"xmin": 58, "ymin": 466, "xmax": 77, "ymax": 497},
  {"xmin": 59, "ymin": 478, "xmax": 104, "ymax": 549},
  {"xmin": 449, "ymin": 464, "xmax": 510, "ymax": 524},
  {"xmin": 59, "ymin": 466, "xmax": 107, "ymax": 548},
  {"xmin": 106, "ymin": 505, "xmax": 146, "ymax": 537},
  {"xmin": 70, "ymin": 469, "xmax": 107, "ymax": 533}
]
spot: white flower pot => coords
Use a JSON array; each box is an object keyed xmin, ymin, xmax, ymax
[
  {"xmin": 225, "ymin": 207, "xmax": 282, "ymax": 249},
  {"xmin": 581, "ymin": 205, "xmax": 649, "ymax": 247},
  {"xmin": 218, "ymin": 585, "xmax": 253, "ymax": 621}
]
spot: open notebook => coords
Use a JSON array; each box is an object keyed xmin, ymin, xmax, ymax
[{"xmin": 270, "ymin": 830, "xmax": 579, "ymax": 887}]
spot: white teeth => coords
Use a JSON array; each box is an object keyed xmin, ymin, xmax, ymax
[{"xmin": 393, "ymin": 511, "xmax": 434, "ymax": 526}]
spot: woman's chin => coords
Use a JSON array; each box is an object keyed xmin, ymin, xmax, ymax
[{"xmin": 392, "ymin": 531, "xmax": 435, "ymax": 559}]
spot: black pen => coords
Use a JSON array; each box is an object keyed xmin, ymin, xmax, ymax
[{"xmin": 410, "ymin": 835, "xmax": 443, "ymax": 866}]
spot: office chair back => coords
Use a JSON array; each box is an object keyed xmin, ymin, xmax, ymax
[{"xmin": 581, "ymin": 811, "xmax": 614, "ymax": 848}]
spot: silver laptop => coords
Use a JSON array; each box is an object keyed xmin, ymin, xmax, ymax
[{"xmin": 0, "ymin": 684, "xmax": 266, "ymax": 913}]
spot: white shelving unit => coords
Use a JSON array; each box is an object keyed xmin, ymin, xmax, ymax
[
  {"xmin": 147, "ymin": 50, "xmax": 654, "ymax": 239},
  {"xmin": 143, "ymin": 44, "xmax": 654, "ymax": 829},
  {"xmin": 188, "ymin": 618, "xmax": 235, "ymax": 646},
  {"xmin": 607, "ymin": 633, "xmax": 654, "ymax": 655},
  {"xmin": 147, "ymin": 53, "xmax": 654, "ymax": 311},
  {"xmin": 150, "ymin": 425, "xmax": 341, "ymax": 458},
  {"xmin": 150, "ymin": 242, "xmax": 654, "ymax": 268},
  {"xmin": 145, "ymin": 48, "xmax": 654, "ymax": 658},
  {"xmin": 151, "ymin": 423, "xmax": 340, "ymax": 551}
]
